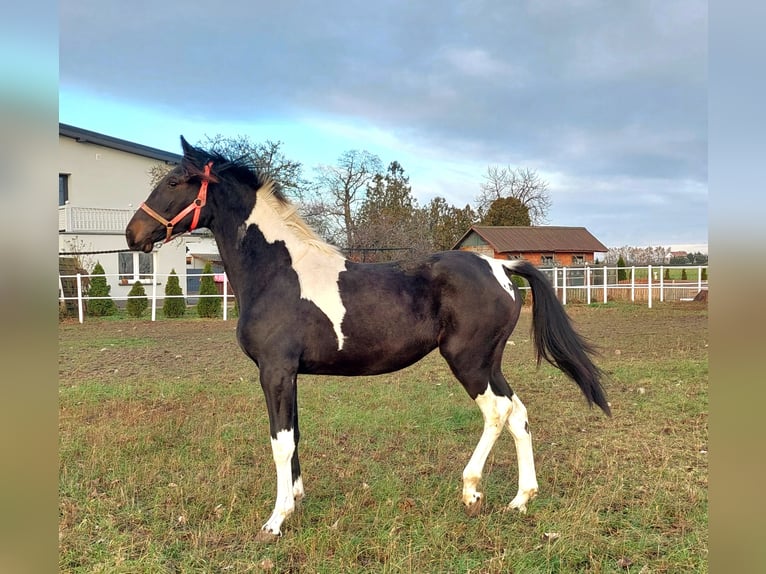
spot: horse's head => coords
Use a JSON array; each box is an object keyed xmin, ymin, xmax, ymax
[{"xmin": 126, "ymin": 136, "xmax": 219, "ymax": 253}]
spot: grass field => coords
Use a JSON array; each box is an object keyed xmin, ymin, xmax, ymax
[{"xmin": 59, "ymin": 302, "xmax": 708, "ymax": 573}]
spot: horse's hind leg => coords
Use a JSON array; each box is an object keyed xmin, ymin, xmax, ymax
[
  {"xmin": 504, "ymin": 392, "xmax": 539, "ymax": 513},
  {"xmin": 460, "ymin": 384, "xmax": 513, "ymax": 516},
  {"xmin": 440, "ymin": 339, "xmax": 514, "ymax": 515}
]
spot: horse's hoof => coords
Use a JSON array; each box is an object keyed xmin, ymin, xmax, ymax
[
  {"xmin": 464, "ymin": 496, "xmax": 483, "ymax": 517},
  {"xmin": 507, "ymin": 488, "xmax": 537, "ymax": 514},
  {"xmin": 255, "ymin": 529, "xmax": 281, "ymax": 544}
]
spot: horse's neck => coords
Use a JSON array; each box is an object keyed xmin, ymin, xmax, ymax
[{"xmin": 212, "ymin": 214, "xmax": 348, "ymax": 310}]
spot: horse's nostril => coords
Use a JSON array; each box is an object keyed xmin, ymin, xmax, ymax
[{"xmin": 125, "ymin": 226, "xmax": 137, "ymax": 248}]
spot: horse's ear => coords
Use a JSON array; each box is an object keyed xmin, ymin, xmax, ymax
[
  {"xmin": 180, "ymin": 136, "xmax": 200, "ymax": 175},
  {"xmin": 180, "ymin": 136, "xmax": 193, "ymax": 156}
]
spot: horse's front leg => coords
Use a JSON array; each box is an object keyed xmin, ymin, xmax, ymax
[{"xmin": 256, "ymin": 364, "xmax": 301, "ymax": 542}]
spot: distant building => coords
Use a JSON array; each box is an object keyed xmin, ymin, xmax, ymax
[
  {"xmin": 452, "ymin": 225, "xmax": 607, "ymax": 266},
  {"xmin": 58, "ymin": 124, "xmax": 221, "ymax": 295},
  {"xmin": 665, "ymin": 250, "xmax": 688, "ymax": 263}
]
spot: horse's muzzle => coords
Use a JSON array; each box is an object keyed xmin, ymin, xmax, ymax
[{"xmin": 125, "ymin": 216, "xmax": 156, "ymax": 253}]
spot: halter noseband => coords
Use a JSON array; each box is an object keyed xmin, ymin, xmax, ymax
[{"xmin": 139, "ymin": 162, "xmax": 214, "ymax": 242}]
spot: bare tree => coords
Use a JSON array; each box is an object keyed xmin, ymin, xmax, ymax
[
  {"xmin": 149, "ymin": 161, "xmax": 174, "ymax": 188},
  {"xmin": 604, "ymin": 245, "xmax": 670, "ymax": 265},
  {"xmin": 200, "ymin": 134, "xmax": 307, "ymax": 200},
  {"xmin": 477, "ymin": 166, "xmax": 551, "ymax": 225},
  {"xmin": 312, "ymin": 150, "xmax": 383, "ymax": 248},
  {"xmin": 149, "ymin": 135, "xmax": 308, "ymax": 201}
]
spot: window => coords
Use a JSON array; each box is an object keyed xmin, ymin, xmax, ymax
[
  {"xmin": 59, "ymin": 174, "xmax": 69, "ymax": 206},
  {"xmin": 540, "ymin": 255, "xmax": 554, "ymax": 266},
  {"xmin": 572, "ymin": 255, "xmax": 585, "ymax": 265},
  {"xmin": 119, "ymin": 252, "xmax": 153, "ymax": 281}
]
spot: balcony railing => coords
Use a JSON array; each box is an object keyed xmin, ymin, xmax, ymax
[{"xmin": 58, "ymin": 205, "xmax": 135, "ymax": 233}]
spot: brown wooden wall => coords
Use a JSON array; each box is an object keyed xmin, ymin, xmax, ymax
[{"xmin": 458, "ymin": 247, "xmax": 596, "ymax": 266}]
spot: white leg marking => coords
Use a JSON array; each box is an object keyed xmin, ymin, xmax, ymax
[
  {"xmin": 261, "ymin": 429, "xmax": 296, "ymax": 536},
  {"xmin": 293, "ymin": 475, "xmax": 305, "ymax": 501},
  {"xmin": 477, "ymin": 254, "xmax": 516, "ymax": 300},
  {"xmin": 245, "ymin": 185, "xmax": 348, "ymax": 349},
  {"xmin": 506, "ymin": 395, "xmax": 539, "ymax": 513},
  {"xmin": 462, "ymin": 387, "xmax": 513, "ymax": 513}
]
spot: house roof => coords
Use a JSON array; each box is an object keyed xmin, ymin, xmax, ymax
[
  {"xmin": 453, "ymin": 225, "xmax": 608, "ymax": 253},
  {"xmin": 60, "ymin": 123, "xmax": 182, "ymax": 164}
]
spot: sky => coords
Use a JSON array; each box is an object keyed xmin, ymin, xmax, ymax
[{"xmin": 59, "ymin": 0, "xmax": 708, "ymax": 252}]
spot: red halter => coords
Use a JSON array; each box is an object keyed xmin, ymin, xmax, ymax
[{"xmin": 139, "ymin": 162, "xmax": 214, "ymax": 242}]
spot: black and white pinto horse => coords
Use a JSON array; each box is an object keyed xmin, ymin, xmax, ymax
[{"xmin": 126, "ymin": 138, "xmax": 610, "ymax": 542}]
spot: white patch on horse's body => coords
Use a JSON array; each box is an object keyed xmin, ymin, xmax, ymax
[
  {"xmin": 245, "ymin": 182, "xmax": 348, "ymax": 350},
  {"xmin": 262, "ymin": 429, "xmax": 297, "ymax": 536},
  {"xmin": 477, "ymin": 254, "xmax": 516, "ymax": 300}
]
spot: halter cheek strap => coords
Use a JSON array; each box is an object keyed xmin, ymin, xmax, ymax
[{"xmin": 139, "ymin": 162, "xmax": 213, "ymax": 242}]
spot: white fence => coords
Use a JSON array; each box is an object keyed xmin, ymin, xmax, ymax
[
  {"xmin": 59, "ymin": 271, "xmax": 235, "ymax": 324},
  {"xmin": 59, "ymin": 264, "xmax": 708, "ymax": 324}
]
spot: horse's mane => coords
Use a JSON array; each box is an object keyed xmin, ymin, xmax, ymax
[
  {"xmin": 183, "ymin": 139, "xmax": 343, "ymax": 258},
  {"xmin": 256, "ymin": 180, "xmax": 343, "ymax": 257}
]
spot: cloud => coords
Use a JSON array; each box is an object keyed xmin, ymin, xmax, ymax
[{"xmin": 59, "ymin": 0, "xmax": 708, "ymax": 246}]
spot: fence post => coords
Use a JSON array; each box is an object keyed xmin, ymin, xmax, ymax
[
  {"xmin": 631, "ymin": 266, "xmax": 635, "ymax": 302},
  {"xmin": 58, "ymin": 275, "xmax": 65, "ymax": 311},
  {"xmin": 553, "ymin": 267, "xmax": 559, "ymax": 301},
  {"xmin": 698, "ymin": 266, "xmax": 703, "ymax": 292},
  {"xmin": 562, "ymin": 266, "xmax": 568, "ymax": 305},
  {"xmin": 603, "ymin": 265, "xmax": 608, "ymax": 304},
  {"xmin": 660, "ymin": 265, "xmax": 665, "ymax": 302},
  {"xmin": 150, "ymin": 251, "xmax": 159, "ymax": 321},
  {"xmin": 76, "ymin": 273, "xmax": 84, "ymax": 324},
  {"xmin": 647, "ymin": 264, "xmax": 653, "ymax": 309},
  {"xmin": 223, "ymin": 272, "xmax": 228, "ymax": 321},
  {"xmin": 586, "ymin": 266, "xmax": 591, "ymax": 305}
]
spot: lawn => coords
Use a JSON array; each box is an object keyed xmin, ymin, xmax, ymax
[{"xmin": 59, "ymin": 301, "xmax": 708, "ymax": 573}]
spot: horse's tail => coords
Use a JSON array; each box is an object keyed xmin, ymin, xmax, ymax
[{"xmin": 504, "ymin": 260, "xmax": 611, "ymax": 416}]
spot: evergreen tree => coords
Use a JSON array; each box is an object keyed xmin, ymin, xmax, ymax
[
  {"xmin": 126, "ymin": 281, "xmax": 148, "ymax": 318},
  {"xmin": 163, "ymin": 269, "xmax": 186, "ymax": 318},
  {"xmin": 197, "ymin": 261, "xmax": 221, "ymax": 318},
  {"xmin": 87, "ymin": 261, "xmax": 117, "ymax": 316},
  {"xmin": 480, "ymin": 196, "xmax": 531, "ymax": 227},
  {"xmin": 617, "ymin": 255, "xmax": 628, "ymax": 281},
  {"xmin": 681, "ymin": 268, "xmax": 688, "ymax": 281}
]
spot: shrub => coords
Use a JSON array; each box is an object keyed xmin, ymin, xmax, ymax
[
  {"xmin": 701, "ymin": 267, "xmax": 707, "ymax": 281},
  {"xmin": 511, "ymin": 275, "xmax": 527, "ymax": 305},
  {"xmin": 197, "ymin": 262, "xmax": 221, "ymax": 318},
  {"xmin": 681, "ymin": 268, "xmax": 688, "ymax": 281},
  {"xmin": 617, "ymin": 255, "xmax": 628, "ymax": 281},
  {"xmin": 87, "ymin": 261, "xmax": 117, "ymax": 316},
  {"xmin": 163, "ymin": 269, "xmax": 186, "ymax": 318},
  {"xmin": 663, "ymin": 267, "xmax": 671, "ymax": 281},
  {"xmin": 126, "ymin": 281, "xmax": 149, "ymax": 318}
]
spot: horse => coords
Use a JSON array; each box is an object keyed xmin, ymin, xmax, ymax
[{"xmin": 126, "ymin": 137, "xmax": 610, "ymax": 542}]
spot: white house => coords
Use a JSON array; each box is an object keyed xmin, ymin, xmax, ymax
[{"xmin": 58, "ymin": 124, "xmax": 221, "ymax": 297}]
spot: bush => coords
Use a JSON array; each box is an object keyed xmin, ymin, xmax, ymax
[
  {"xmin": 126, "ymin": 281, "xmax": 149, "ymax": 318},
  {"xmin": 701, "ymin": 267, "xmax": 707, "ymax": 281},
  {"xmin": 617, "ymin": 256, "xmax": 628, "ymax": 281},
  {"xmin": 87, "ymin": 261, "xmax": 117, "ymax": 316},
  {"xmin": 663, "ymin": 267, "xmax": 671, "ymax": 281},
  {"xmin": 197, "ymin": 262, "xmax": 221, "ymax": 318},
  {"xmin": 511, "ymin": 275, "xmax": 527, "ymax": 305},
  {"xmin": 681, "ymin": 268, "xmax": 688, "ymax": 281},
  {"xmin": 163, "ymin": 269, "xmax": 186, "ymax": 318}
]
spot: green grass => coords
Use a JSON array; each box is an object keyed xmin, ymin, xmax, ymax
[{"xmin": 59, "ymin": 302, "xmax": 708, "ymax": 573}]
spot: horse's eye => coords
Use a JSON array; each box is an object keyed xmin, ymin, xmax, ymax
[{"xmin": 168, "ymin": 180, "xmax": 178, "ymax": 188}]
